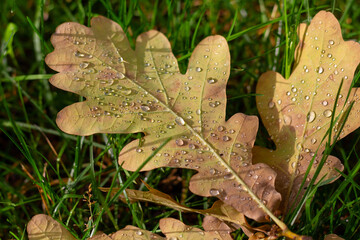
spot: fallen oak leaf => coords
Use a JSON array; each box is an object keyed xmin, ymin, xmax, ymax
[
  {"xmin": 45, "ymin": 15, "xmax": 283, "ymax": 225},
  {"xmin": 254, "ymin": 11, "xmax": 360, "ymax": 214}
]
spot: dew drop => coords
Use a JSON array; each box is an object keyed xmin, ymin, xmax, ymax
[
  {"xmin": 209, "ymin": 189, "xmax": 220, "ymax": 196},
  {"xmin": 317, "ymin": 66, "xmax": 324, "ymax": 74},
  {"xmin": 283, "ymin": 115, "xmax": 292, "ymax": 125},
  {"xmin": 195, "ymin": 67, "xmax": 203, "ymax": 72},
  {"xmin": 175, "ymin": 139, "xmax": 184, "ymax": 146},
  {"xmin": 329, "ymin": 40, "xmax": 335, "ymax": 45},
  {"xmin": 136, "ymin": 148, "xmax": 143, "ymax": 153},
  {"xmin": 175, "ymin": 116, "xmax": 186, "ymax": 126},
  {"xmin": 140, "ymin": 104, "xmax": 150, "ymax": 112},
  {"xmin": 79, "ymin": 62, "xmax": 89, "ymax": 69},
  {"xmin": 223, "ymin": 136, "xmax": 231, "ymax": 142},
  {"xmin": 268, "ymin": 101, "xmax": 275, "ymax": 108},
  {"xmin": 296, "ymin": 143, "xmax": 303, "ymax": 151},
  {"xmin": 291, "ymin": 87, "xmax": 297, "ymax": 93},
  {"xmin": 74, "ymin": 51, "xmax": 85, "ymax": 58},
  {"xmin": 136, "ymin": 230, "xmax": 143, "ymax": 236},
  {"xmin": 324, "ymin": 109, "xmax": 332, "ymax": 118},
  {"xmin": 207, "ymin": 78, "xmax": 217, "ymax": 84},
  {"xmin": 117, "ymin": 72, "xmax": 126, "ymax": 79},
  {"xmin": 218, "ymin": 126, "xmax": 225, "ymax": 132},
  {"xmin": 311, "ymin": 138, "xmax": 317, "ymax": 144},
  {"xmin": 120, "ymin": 89, "xmax": 132, "ymax": 96},
  {"xmin": 224, "ymin": 173, "xmax": 233, "ymax": 179},
  {"xmin": 307, "ymin": 111, "xmax": 316, "ymax": 123},
  {"xmin": 322, "ymin": 100, "xmax": 328, "ymax": 106},
  {"xmin": 189, "ymin": 144, "xmax": 196, "ymax": 150}
]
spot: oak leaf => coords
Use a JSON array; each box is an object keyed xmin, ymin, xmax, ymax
[
  {"xmin": 46, "ymin": 16, "xmax": 281, "ymax": 221},
  {"xmin": 254, "ymin": 11, "xmax": 360, "ymax": 213}
]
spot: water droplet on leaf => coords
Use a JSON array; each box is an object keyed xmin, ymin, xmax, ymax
[
  {"xmin": 207, "ymin": 78, "xmax": 217, "ymax": 84},
  {"xmin": 175, "ymin": 116, "xmax": 186, "ymax": 126},
  {"xmin": 324, "ymin": 109, "xmax": 332, "ymax": 117},
  {"xmin": 307, "ymin": 111, "xmax": 316, "ymax": 123}
]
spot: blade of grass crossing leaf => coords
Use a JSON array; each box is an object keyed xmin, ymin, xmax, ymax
[
  {"xmin": 287, "ymin": 79, "xmax": 346, "ymax": 222},
  {"xmin": 327, "ymin": 79, "xmax": 344, "ymax": 146},
  {"xmin": 310, "ymin": 135, "xmax": 360, "ymax": 232},
  {"xmin": 289, "ymin": 101, "xmax": 354, "ymax": 225},
  {"xmin": 283, "ymin": 0, "xmax": 290, "ymax": 78},
  {"xmin": 288, "ymin": 100, "xmax": 353, "ymax": 224}
]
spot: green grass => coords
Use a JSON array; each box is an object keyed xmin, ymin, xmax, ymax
[{"xmin": 1, "ymin": 0, "xmax": 360, "ymax": 239}]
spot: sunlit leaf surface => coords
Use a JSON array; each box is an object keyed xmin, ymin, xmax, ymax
[{"xmin": 254, "ymin": 11, "xmax": 360, "ymax": 213}]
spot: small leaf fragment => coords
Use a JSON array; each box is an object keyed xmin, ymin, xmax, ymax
[
  {"xmin": 324, "ymin": 234, "xmax": 345, "ymax": 240},
  {"xmin": 27, "ymin": 214, "xmax": 76, "ymax": 240},
  {"xmin": 160, "ymin": 218, "xmax": 233, "ymax": 240}
]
